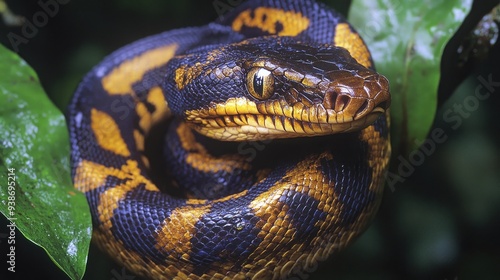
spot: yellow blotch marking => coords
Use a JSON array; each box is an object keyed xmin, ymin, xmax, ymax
[
  {"xmin": 74, "ymin": 160, "xmax": 110, "ymax": 193},
  {"xmin": 74, "ymin": 159, "xmax": 159, "ymax": 232},
  {"xmin": 146, "ymin": 86, "xmax": 170, "ymax": 123},
  {"xmin": 174, "ymin": 49, "xmax": 222, "ymax": 90},
  {"xmin": 175, "ymin": 64, "xmax": 204, "ymax": 90},
  {"xmin": 176, "ymin": 122, "xmax": 251, "ymax": 173},
  {"xmin": 248, "ymin": 154, "xmax": 334, "ymax": 213},
  {"xmin": 102, "ymin": 44, "xmax": 178, "ymax": 95},
  {"xmin": 141, "ymin": 155, "xmax": 150, "ymax": 169},
  {"xmin": 232, "ymin": 7, "xmax": 310, "ymax": 36},
  {"xmin": 177, "ymin": 121, "xmax": 206, "ymax": 153},
  {"xmin": 359, "ymin": 112, "xmax": 391, "ymax": 192},
  {"xmin": 175, "ymin": 65, "xmax": 191, "ymax": 90},
  {"xmin": 135, "ymin": 102, "xmax": 152, "ymax": 133},
  {"xmin": 91, "ymin": 108, "xmax": 130, "ymax": 157},
  {"xmin": 155, "ymin": 204, "xmax": 212, "ymax": 259},
  {"xmin": 135, "ymin": 88, "xmax": 169, "ymax": 139},
  {"xmin": 133, "ymin": 129, "xmax": 145, "ymax": 151},
  {"xmin": 334, "ymin": 23, "xmax": 372, "ymax": 68},
  {"xmin": 247, "ymin": 181, "xmax": 297, "ymax": 259},
  {"xmin": 74, "ymin": 159, "xmax": 157, "ymax": 193}
]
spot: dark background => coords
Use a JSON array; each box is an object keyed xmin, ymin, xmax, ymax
[{"xmin": 1, "ymin": 0, "xmax": 499, "ymax": 279}]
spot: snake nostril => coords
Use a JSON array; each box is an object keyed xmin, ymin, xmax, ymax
[
  {"xmin": 323, "ymin": 90, "xmax": 338, "ymax": 110},
  {"xmin": 336, "ymin": 95, "xmax": 350, "ymax": 112}
]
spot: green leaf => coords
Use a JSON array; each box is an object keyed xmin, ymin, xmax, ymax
[
  {"xmin": 0, "ymin": 44, "xmax": 91, "ymax": 280},
  {"xmin": 348, "ymin": 0, "xmax": 473, "ymax": 156}
]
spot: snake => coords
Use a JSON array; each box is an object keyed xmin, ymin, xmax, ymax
[{"xmin": 67, "ymin": 0, "xmax": 391, "ymax": 279}]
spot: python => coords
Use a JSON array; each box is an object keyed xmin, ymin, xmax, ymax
[{"xmin": 67, "ymin": 0, "xmax": 390, "ymax": 279}]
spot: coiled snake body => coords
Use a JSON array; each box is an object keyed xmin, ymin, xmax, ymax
[{"xmin": 67, "ymin": 0, "xmax": 391, "ymax": 279}]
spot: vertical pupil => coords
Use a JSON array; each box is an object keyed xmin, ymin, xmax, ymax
[{"xmin": 253, "ymin": 74, "xmax": 264, "ymax": 96}]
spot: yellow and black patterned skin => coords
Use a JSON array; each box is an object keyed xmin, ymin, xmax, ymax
[{"xmin": 67, "ymin": 0, "xmax": 391, "ymax": 279}]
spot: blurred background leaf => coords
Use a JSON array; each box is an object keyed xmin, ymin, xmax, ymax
[
  {"xmin": 0, "ymin": 44, "xmax": 91, "ymax": 279},
  {"xmin": 349, "ymin": 0, "xmax": 473, "ymax": 157}
]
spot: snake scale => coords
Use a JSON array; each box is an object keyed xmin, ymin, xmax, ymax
[{"xmin": 67, "ymin": 0, "xmax": 391, "ymax": 279}]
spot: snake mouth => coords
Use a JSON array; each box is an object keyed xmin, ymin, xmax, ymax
[
  {"xmin": 186, "ymin": 72, "xmax": 390, "ymax": 141},
  {"xmin": 186, "ymin": 97, "xmax": 389, "ymax": 141}
]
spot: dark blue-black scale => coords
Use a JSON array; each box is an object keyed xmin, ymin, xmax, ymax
[
  {"xmin": 319, "ymin": 132, "xmax": 375, "ymax": 227},
  {"xmin": 189, "ymin": 204, "xmax": 262, "ymax": 274},
  {"xmin": 109, "ymin": 185, "xmax": 189, "ymax": 264},
  {"xmin": 277, "ymin": 189, "xmax": 327, "ymax": 242},
  {"xmin": 372, "ymin": 114, "xmax": 389, "ymax": 138}
]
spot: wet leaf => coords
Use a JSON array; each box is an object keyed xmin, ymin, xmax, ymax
[
  {"xmin": 0, "ymin": 44, "xmax": 91, "ymax": 280},
  {"xmin": 348, "ymin": 0, "xmax": 473, "ymax": 156}
]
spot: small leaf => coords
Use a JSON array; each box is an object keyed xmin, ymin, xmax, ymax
[
  {"xmin": 348, "ymin": 0, "xmax": 473, "ymax": 156},
  {"xmin": 0, "ymin": 44, "xmax": 91, "ymax": 280}
]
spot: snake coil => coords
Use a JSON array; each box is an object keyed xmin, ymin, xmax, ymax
[{"xmin": 67, "ymin": 0, "xmax": 391, "ymax": 279}]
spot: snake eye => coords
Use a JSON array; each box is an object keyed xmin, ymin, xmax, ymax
[{"xmin": 246, "ymin": 67, "xmax": 274, "ymax": 100}]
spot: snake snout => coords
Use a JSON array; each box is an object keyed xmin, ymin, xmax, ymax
[{"xmin": 322, "ymin": 71, "xmax": 390, "ymax": 121}]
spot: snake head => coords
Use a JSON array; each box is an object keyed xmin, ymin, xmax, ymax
[{"xmin": 165, "ymin": 36, "xmax": 390, "ymax": 141}]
